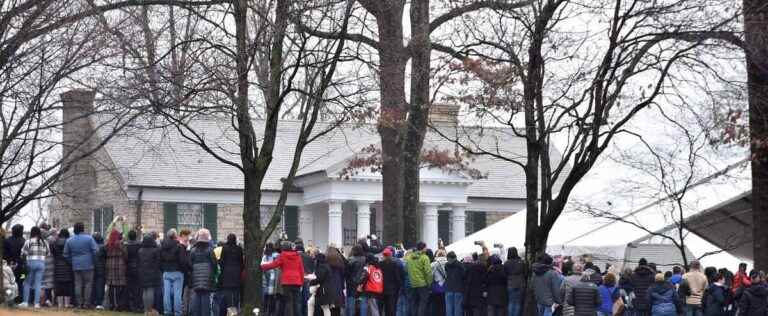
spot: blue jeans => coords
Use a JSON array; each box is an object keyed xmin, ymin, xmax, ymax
[
  {"xmin": 345, "ymin": 295, "xmax": 368, "ymax": 316},
  {"xmin": 408, "ymin": 287, "xmax": 429, "ymax": 316},
  {"xmin": 23, "ymin": 259, "xmax": 45, "ymax": 305},
  {"xmin": 508, "ymin": 288, "xmax": 522, "ymax": 316},
  {"xmin": 396, "ymin": 290, "xmax": 409, "ymax": 316},
  {"xmin": 445, "ymin": 292, "xmax": 463, "ymax": 316},
  {"xmin": 190, "ymin": 290, "xmax": 211, "ymax": 316},
  {"xmin": 163, "ymin": 271, "xmax": 184, "ymax": 316},
  {"xmin": 537, "ymin": 303, "xmax": 554, "ymax": 316},
  {"xmin": 686, "ymin": 304, "xmax": 703, "ymax": 316},
  {"xmin": 92, "ymin": 274, "xmax": 105, "ymax": 306}
]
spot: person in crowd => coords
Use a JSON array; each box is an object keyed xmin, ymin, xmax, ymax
[
  {"xmin": 123, "ymin": 230, "xmax": 142, "ymax": 312},
  {"xmin": 52, "ymin": 228, "xmax": 73, "ymax": 308},
  {"xmin": 486, "ymin": 255, "xmax": 508, "ymax": 316},
  {"xmin": 737, "ymin": 270, "xmax": 767, "ymax": 316},
  {"xmin": 261, "ymin": 240, "xmax": 304, "ymax": 316},
  {"xmin": 19, "ymin": 226, "xmax": 49, "ymax": 308},
  {"xmin": 682, "ymin": 261, "xmax": 708, "ymax": 316},
  {"xmin": 430, "ymin": 249, "xmax": 448, "ymax": 316},
  {"xmin": 567, "ymin": 268, "xmax": 602, "ymax": 316},
  {"xmin": 309, "ymin": 252, "xmax": 337, "ymax": 316},
  {"xmin": 344, "ymin": 245, "xmax": 366, "ymax": 316},
  {"xmin": 161, "ymin": 228, "xmax": 188, "ymax": 316},
  {"xmin": 218, "ymin": 233, "xmax": 243, "ymax": 315},
  {"xmin": 649, "ymin": 273, "xmax": 680, "ymax": 316},
  {"xmin": 188, "ymin": 228, "xmax": 217, "ymax": 316},
  {"xmin": 4, "ymin": 224, "xmax": 25, "ymax": 304},
  {"xmin": 395, "ymin": 247, "xmax": 411, "ymax": 316},
  {"xmin": 105, "ymin": 229, "xmax": 127, "ymax": 311},
  {"xmin": 704, "ymin": 270, "xmax": 726, "ymax": 316},
  {"xmin": 325, "ymin": 245, "xmax": 347, "ymax": 316},
  {"xmin": 362, "ymin": 254, "xmax": 383, "ymax": 316},
  {"xmin": 92, "ymin": 233, "xmax": 106, "ymax": 309},
  {"xmin": 562, "ymin": 264, "xmax": 585, "ymax": 316},
  {"xmin": 3, "ymin": 258, "xmax": 18, "ymax": 304},
  {"xmin": 670, "ymin": 267, "xmax": 684, "ymax": 286},
  {"xmin": 139, "ymin": 233, "xmax": 162, "ymax": 316},
  {"xmin": 177, "ymin": 228, "xmax": 192, "ymax": 316},
  {"xmin": 732, "ymin": 263, "xmax": 750, "ymax": 295},
  {"xmin": 405, "ymin": 242, "xmax": 432, "ymax": 316},
  {"xmin": 443, "ymin": 251, "xmax": 464, "ymax": 316},
  {"xmin": 597, "ymin": 273, "xmax": 620, "ymax": 316},
  {"xmin": 631, "ymin": 258, "xmax": 656, "ymax": 316},
  {"xmin": 505, "ymin": 247, "xmax": 525, "ymax": 316},
  {"xmin": 64, "ymin": 222, "xmax": 98, "ymax": 309},
  {"xmin": 532, "ymin": 253, "xmax": 563, "ymax": 316},
  {"xmin": 296, "ymin": 239, "xmax": 314, "ymax": 316},
  {"xmin": 381, "ymin": 247, "xmax": 403, "ymax": 316},
  {"xmin": 262, "ymin": 242, "xmax": 281, "ymax": 316},
  {"xmin": 41, "ymin": 226, "xmax": 55, "ymax": 307},
  {"xmin": 464, "ymin": 254, "xmax": 486, "ymax": 316}
]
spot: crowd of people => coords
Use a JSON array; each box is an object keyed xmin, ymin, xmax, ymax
[{"xmin": 2, "ymin": 219, "xmax": 766, "ymax": 316}]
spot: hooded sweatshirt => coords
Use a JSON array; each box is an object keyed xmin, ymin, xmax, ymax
[
  {"xmin": 738, "ymin": 283, "xmax": 768, "ymax": 316},
  {"xmin": 631, "ymin": 265, "xmax": 656, "ymax": 310},
  {"xmin": 649, "ymin": 281, "xmax": 679, "ymax": 316},
  {"xmin": 532, "ymin": 263, "xmax": 563, "ymax": 306}
]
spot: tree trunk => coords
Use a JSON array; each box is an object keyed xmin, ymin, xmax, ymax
[
  {"xmin": 745, "ymin": 0, "xmax": 768, "ymax": 271},
  {"xmin": 242, "ymin": 176, "xmax": 265, "ymax": 315},
  {"xmin": 375, "ymin": 3, "xmax": 408, "ymax": 246},
  {"xmin": 0, "ymin": 232, "xmax": 5, "ymax": 303}
]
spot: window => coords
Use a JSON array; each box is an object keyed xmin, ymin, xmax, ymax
[
  {"xmin": 177, "ymin": 203, "xmax": 204, "ymax": 232},
  {"xmin": 465, "ymin": 211, "xmax": 486, "ymax": 236},
  {"xmin": 93, "ymin": 206, "xmax": 114, "ymax": 236},
  {"xmin": 438, "ymin": 210, "xmax": 451, "ymax": 244}
]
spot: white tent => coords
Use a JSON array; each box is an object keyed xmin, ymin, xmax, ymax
[{"xmin": 447, "ymin": 160, "xmax": 751, "ymax": 269}]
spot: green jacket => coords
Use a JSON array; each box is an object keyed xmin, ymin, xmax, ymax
[{"xmin": 405, "ymin": 251, "xmax": 433, "ymax": 288}]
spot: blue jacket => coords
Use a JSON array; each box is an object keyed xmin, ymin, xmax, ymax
[{"xmin": 63, "ymin": 233, "xmax": 98, "ymax": 271}]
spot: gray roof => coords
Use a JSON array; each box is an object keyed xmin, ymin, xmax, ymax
[{"xmin": 98, "ymin": 116, "xmax": 551, "ymax": 199}]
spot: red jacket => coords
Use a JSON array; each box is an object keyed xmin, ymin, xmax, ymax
[
  {"xmin": 260, "ymin": 250, "xmax": 305, "ymax": 286},
  {"xmin": 733, "ymin": 271, "xmax": 752, "ymax": 293}
]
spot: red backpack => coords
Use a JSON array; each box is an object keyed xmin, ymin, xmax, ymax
[{"xmin": 364, "ymin": 264, "xmax": 384, "ymax": 294}]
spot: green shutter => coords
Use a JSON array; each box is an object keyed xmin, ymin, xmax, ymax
[
  {"xmin": 104, "ymin": 206, "xmax": 114, "ymax": 232},
  {"xmin": 163, "ymin": 202, "xmax": 178, "ymax": 234},
  {"xmin": 93, "ymin": 209, "xmax": 102, "ymax": 235},
  {"xmin": 204, "ymin": 203, "xmax": 218, "ymax": 241},
  {"xmin": 284, "ymin": 206, "xmax": 299, "ymax": 241}
]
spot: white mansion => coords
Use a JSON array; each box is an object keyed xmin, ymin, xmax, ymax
[{"xmin": 51, "ymin": 90, "xmax": 551, "ymax": 250}]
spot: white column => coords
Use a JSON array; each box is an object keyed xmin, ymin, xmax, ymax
[
  {"xmin": 299, "ymin": 207, "xmax": 314, "ymax": 245},
  {"xmin": 451, "ymin": 204, "xmax": 467, "ymax": 243},
  {"xmin": 356, "ymin": 201, "xmax": 371, "ymax": 238},
  {"xmin": 422, "ymin": 203, "xmax": 439, "ymax": 250},
  {"xmin": 328, "ymin": 200, "xmax": 344, "ymax": 248}
]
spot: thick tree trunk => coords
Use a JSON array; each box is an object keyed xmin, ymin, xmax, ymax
[
  {"xmin": 242, "ymin": 177, "xmax": 265, "ymax": 315},
  {"xmin": 376, "ymin": 4, "xmax": 408, "ymax": 246},
  {"xmin": 745, "ymin": 0, "xmax": 768, "ymax": 271}
]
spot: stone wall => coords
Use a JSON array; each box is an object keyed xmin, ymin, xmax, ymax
[{"xmin": 485, "ymin": 211, "xmax": 512, "ymax": 227}]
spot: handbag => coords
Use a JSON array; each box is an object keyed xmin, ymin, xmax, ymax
[{"xmin": 612, "ymin": 296, "xmax": 625, "ymax": 316}]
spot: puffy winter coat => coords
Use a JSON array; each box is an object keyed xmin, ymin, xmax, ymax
[
  {"xmin": 261, "ymin": 250, "xmax": 305, "ymax": 286},
  {"xmin": 218, "ymin": 243, "xmax": 243, "ymax": 289},
  {"xmin": 405, "ymin": 251, "xmax": 432, "ymax": 288},
  {"xmin": 137, "ymin": 238, "xmax": 161, "ymax": 288},
  {"xmin": 532, "ymin": 263, "xmax": 563, "ymax": 306},
  {"xmin": 568, "ymin": 280, "xmax": 602, "ymax": 316},
  {"xmin": 598, "ymin": 285, "xmax": 620, "ymax": 315},
  {"xmin": 648, "ymin": 282, "xmax": 679, "ymax": 316},
  {"xmin": 737, "ymin": 284, "xmax": 768, "ymax": 316},
  {"xmin": 485, "ymin": 264, "xmax": 508, "ymax": 306},
  {"xmin": 631, "ymin": 265, "xmax": 656, "ymax": 311},
  {"xmin": 703, "ymin": 283, "xmax": 726, "ymax": 316},
  {"xmin": 124, "ymin": 240, "xmax": 141, "ymax": 279},
  {"xmin": 504, "ymin": 257, "xmax": 525, "ymax": 289},
  {"xmin": 189, "ymin": 242, "xmax": 217, "ymax": 292},
  {"xmin": 52, "ymin": 238, "xmax": 73, "ymax": 283}
]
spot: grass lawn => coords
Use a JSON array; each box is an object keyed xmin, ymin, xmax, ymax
[{"xmin": 0, "ymin": 307, "xmax": 140, "ymax": 316}]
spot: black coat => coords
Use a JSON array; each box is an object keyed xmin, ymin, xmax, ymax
[
  {"xmin": 218, "ymin": 243, "xmax": 243, "ymax": 289},
  {"xmin": 4, "ymin": 233, "xmax": 25, "ymax": 274},
  {"xmin": 160, "ymin": 238, "xmax": 187, "ymax": 273},
  {"xmin": 311, "ymin": 262, "xmax": 341, "ymax": 306},
  {"xmin": 704, "ymin": 283, "xmax": 727, "ymax": 316},
  {"xmin": 189, "ymin": 242, "xmax": 216, "ymax": 292},
  {"xmin": 738, "ymin": 284, "xmax": 768, "ymax": 316},
  {"xmin": 444, "ymin": 259, "xmax": 465, "ymax": 293},
  {"xmin": 52, "ymin": 238, "xmax": 73, "ymax": 283},
  {"xmin": 345, "ymin": 256, "xmax": 366, "ymax": 296},
  {"xmin": 124, "ymin": 240, "xmax": 141, "ymax": 278},
  {"xmin": 568, "ymin": 281, "xmax": 602, "ymax": 316},
  {"xmin": 138, "ymin": 238, "xmax": 161, "ymax": 289},
  {"xmin": 380, "ymin": 258, "xmax": 402, "ymax": 295},
  {"xmin": 504, "ymin": 258, "xmax": 525, "ymax": 289},
  {"xmin": 94, "ymin": 245, "xmax": 107, "ymax": 278},
  {"xmin": 464, "ymin": 262, "xmax": 486, "ymax": 308},
  {"xmin": 631, "ymin": 265, "xmax": 656, "ymax": 311},
  {"xmin": 485, "ymin": 264, "xmax": 508, "ymax": 306}
]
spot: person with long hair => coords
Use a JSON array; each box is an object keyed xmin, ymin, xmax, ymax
[
  {"xmin": 105, "ymin": 229, "xmax": 127, "ymax": 310},
  {"xmin": 325, "ymin": 245, "xmax": 347, "ymax": 316},
  {"xmin": 19, "ymin": 226, "xmax": 49, "ymax": 308},
  {"xmin": 52, "ymin": 228, "xmax": 73, "ymax": 308},
  {"xmin": 218, "ymin": 233, "xmax": 244, "ymax": 315}
]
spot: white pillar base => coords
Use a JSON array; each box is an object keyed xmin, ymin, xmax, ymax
[
  {"xmin": 356, "ymin": 201, "xmax": 371, "ymax": 238},
  {"xmin": 451, "ymin": 205, "xmax": 467, "ymax": 244},
  {"xmin": 328, "ymin": 200, "xmax": 344, "ymax": 248},
  {"xmin": 422, "ymin": 203, "xmax": 439, "ymax": 250}
]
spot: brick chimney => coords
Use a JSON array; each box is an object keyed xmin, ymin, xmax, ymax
[
  {"xmin": 59, "ymin": 90, "xmax": 97, "ymax": 228},
  {"xmin": 429, "ymin": 103, "xmax": 460, "ymax": 125}
]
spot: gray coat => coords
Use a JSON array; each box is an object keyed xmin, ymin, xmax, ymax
[{"xmin": 532, "ymin": 263, "xmax": 564, "ymax": 306}]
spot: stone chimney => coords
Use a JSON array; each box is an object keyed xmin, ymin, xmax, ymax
[
  {"xmin": 429, "ymin": 103, "xmax": 460, "ymax": 125},
  {"xmin": 59, "ymin": 90, "xmax": 97, "ymax": 228}
]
